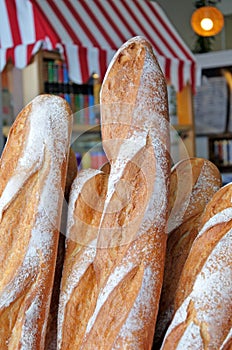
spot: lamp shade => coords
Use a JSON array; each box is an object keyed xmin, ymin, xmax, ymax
[{"xmin": 191, "ymin": 6, "xmax": 224, "ymax": 37}]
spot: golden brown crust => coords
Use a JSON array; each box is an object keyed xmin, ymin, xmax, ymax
[
  {"xmin": 0, "ymin": 102, "xmax": 34, "ymax": 196},
  {"xmin": 160, "ymin": 183, "xmax": 232, "ymax": 349},
  {"xmin": 175, "ymin": 182, "xmax": 231, "ymax": 310},
  {"xmin": 58, "ymin": 36, "xmax": 170, "ymax": 349},
  {"xmin": 0, "ymin": 95, "xmax": 72, "ymax": 349},
  {"xmin": 64, "ymin": 148, "xmax": 78, "ymax": 201},
  {"xmin": 100, "ymin": 161, "xmax": 111, "ymax": 174},
  {"xmin": 45, "ymin": 148, "xmax": 78, "ymax": 350},
  {"xmin": 154, "ymin": 158, "xmax": 222, "ymax": 347},
  {"xmin": 100, "ymin": 36, "xmax": 169, "ymax": 163},
  {"xmin": 221, "ymin": 335, "xmax": 232, "ymax": 350}
]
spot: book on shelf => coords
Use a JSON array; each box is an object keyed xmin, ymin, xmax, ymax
[
  {"xmin": 212, "ymin": 139, "xmax": 232, "ymax": 166},
  {"xmin": 43, "ymin": 59, "xmax": 98, "ymax": 125}
]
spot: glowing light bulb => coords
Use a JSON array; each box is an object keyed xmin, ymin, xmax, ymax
[{"xmin": 200, "ymin": 17, "xmax": 214, "ymax": 31}]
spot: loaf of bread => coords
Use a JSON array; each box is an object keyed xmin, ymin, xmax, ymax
[
  {"xmin": 0, "ymin": 94, "xmax": 72, "ymax": 349},
  {"xmin": 160, "ymin": 182, "xmax": 232, "ymax": 349},
  {"xmin": 153, "ymin": 157, "xmax": 222, "ymax": 348},
  {"xmin": 45, "ymin": 148, "xmax": 78, "ymax": 350},
  {"xmin": 58, "ymin": 36, "xmax": 170, "ymax": 349}
]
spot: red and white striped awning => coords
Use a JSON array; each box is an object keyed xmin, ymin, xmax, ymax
[{"xmin": 0, "ymin": 0, "xmax": 196, "ymax": 92}]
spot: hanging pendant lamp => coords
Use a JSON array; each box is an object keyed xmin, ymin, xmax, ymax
[{"xmin": 191, "ymin": 6, "xmax": 224, "ymax": 37}]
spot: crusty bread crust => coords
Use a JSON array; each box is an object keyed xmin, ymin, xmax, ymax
[
  {"xmin": 45, "ymin": 148, "xmax": 78, "ymax": 350},
  {"xmin": 154, "ymin": 157, "xmax": 222, "ymax": 348},
  {"xmin": 58, "ymin": 36, "xmax": 170, "ymax": 349},
  {"xmin": 0, "ymin": 95, "xmax": 72, "ymax": 349},
  {"xmin": 160, "ymin": 182, "xmax": 232, "ymax": 349}
]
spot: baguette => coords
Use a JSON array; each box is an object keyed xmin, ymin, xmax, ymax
[
  {"xmin": 58, "ymin": 36, "xmax": 170, "ymax": 349},
  {"xmin": 154, "ymin": 157, "xmax": 222, "ymax": 348},
  {"xmin": 45, "ymin": 148, "xmax": 78, "ymax": 350},
  {"xmin": 0, "ymin": 94, "xmax": 72, "ymax": 349},
  {"xmin": 160, "ymin": 182, "xmax": 232, "ymax": 349}
]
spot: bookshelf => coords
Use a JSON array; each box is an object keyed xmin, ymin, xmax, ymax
[
  {"xmin": 22, "ymin": 50, "xmax": 105, "ymax": 170},
  {"xmin": 194, "ymin": 50, "xmax": 232, "ymax": 178},
  {"xmin": 208, "ymin": 133, "xmax": 232, "ymax": 173}
]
